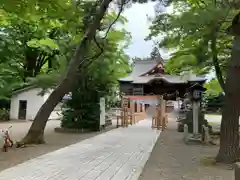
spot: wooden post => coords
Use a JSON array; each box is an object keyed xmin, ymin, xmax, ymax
[
  {"xmin": 151, "ymin": 96, "xmax": 167, "ymax": 130},
  {"xmin": 116, "ymin": 116, "xmax": 119, "ymax": 128},
  {"xmin": 151, "ymin": 104, "xmax": 158, "ymax": 129},
  {"xmin": 132, "ymin": 114, "xmax": 135, "ymax": 124},
  {"xmin": 124, "ymin": 107, "xmax": 129, "ymax": 127},
  {"xmin": 123, "ymin": 107, "xmax": 126, "ymax": 127},
  {"xmin": 159, "ymin": 97, "xmax": 166, "ymax": 130},
  {"xmin": 120, "ymin": 111, "xmax": 123, "ymax": 127},
  {"xmin": 129, "ymin": 113, "xmax": 132, "ymax": 125},
  {"xmin": 157, "ymin": 105, "xmax": 161, "ymax": 130}
]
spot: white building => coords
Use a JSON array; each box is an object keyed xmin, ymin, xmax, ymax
[{"xmin": 10, "ymin": 87, "xmax": 62, "ymax": 121}]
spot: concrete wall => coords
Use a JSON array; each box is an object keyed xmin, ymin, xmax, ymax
[{"xmin": 10, "ymin": 88, "xmax": 46, "ymax": 120}]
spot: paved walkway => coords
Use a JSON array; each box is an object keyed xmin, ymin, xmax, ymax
[{"xmin": 0, "ymin": 119, "xmax": 160, "ymax": 180}]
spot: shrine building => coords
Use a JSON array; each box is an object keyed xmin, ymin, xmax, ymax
[
  {"xmin": 118, "ymin": 58, "xmax": 206, "ymax": 120},
  {"xmin": 119, "ymin": 58, "xmax": 206, "ymax": 97}
]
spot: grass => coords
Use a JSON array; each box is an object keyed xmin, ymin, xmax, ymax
[{"xmin": 200, "ymin": 156, "xmax": 217, "ymax": 166}]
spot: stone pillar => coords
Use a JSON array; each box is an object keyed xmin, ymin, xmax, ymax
[
  {"xmin": 202, "ymin": 125, "xmax": 210, "ymax": 144},
  {"xmin": 193, "ymin": 101, "xmax": 200, "ymax": 134},
  {"xmin": 183, "ymin": 124, "xmax": 189, "ymax": 143}
]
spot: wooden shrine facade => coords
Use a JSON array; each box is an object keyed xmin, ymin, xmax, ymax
[
  {"xmin": 117, "ymin": 95, "xmax": 169, "ymax": 130},
  {"xmin": 119, "ymin": 59, "xmax": 206, "ymax": 99}
]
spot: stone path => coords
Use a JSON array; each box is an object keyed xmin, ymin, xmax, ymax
[
  {"xmin": 0, "ymin": 119, "xmax": 160, "ymax": 180},
  {"xmin": 139, "ymin": 119, "xmax": 234, "ymax": 180}
]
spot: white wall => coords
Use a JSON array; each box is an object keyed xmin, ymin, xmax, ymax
[{"xmin": 10, "ymin": 88, "xmax": 46, "ymax": 120}]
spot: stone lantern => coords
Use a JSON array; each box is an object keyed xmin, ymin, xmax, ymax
[{"xmin": 188, "ymin": 83, "xmax": 206, "ymax": 135}]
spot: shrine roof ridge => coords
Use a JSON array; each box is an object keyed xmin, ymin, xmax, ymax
[{"xmin": 119, "ymin": 74, "xmax": 206, "ymax": 84}]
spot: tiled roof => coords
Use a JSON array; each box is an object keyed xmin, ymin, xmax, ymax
[
  {"xmin": 119, "ymin": 59, "xmax": 158, "ymax": 82},
  {"xmin": 119, "ymin": 59, "xmax": 206, "ymax": 84},
  {"xmin": 121, "ymin": 74, "xmax": 206, "ymax": 84}
]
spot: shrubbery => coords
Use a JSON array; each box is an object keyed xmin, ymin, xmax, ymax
[
  {"xmin": 61, "ymin": 59, "xmax": 122, "ymax": 131},
  {"xmin": 0, "ymin": 108, "xmax": 10, "ymax": 121},
  {"xmin": 204, "ymin": 93, "xmax": 224, "ymax": 113}
]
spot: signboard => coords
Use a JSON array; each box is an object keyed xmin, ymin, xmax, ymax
[{"xmin": 122, "ymin": 97, "xmax": 129, "ymax": 107}]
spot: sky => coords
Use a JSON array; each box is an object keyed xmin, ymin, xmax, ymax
[
  {"xmin": 121, "ymin": 4, "xmax": 215, "ymax": 80},
  {"xmin": 122, "ymin": 2, "xmax": 169, "ymax": 59}
]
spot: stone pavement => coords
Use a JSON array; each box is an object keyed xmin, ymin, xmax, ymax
[{"xmin": 0, "ymin": 119, "xmax": 160, "ymax": 180}]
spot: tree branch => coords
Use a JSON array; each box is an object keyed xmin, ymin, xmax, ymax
[
  {"xmin": 80, "ymin": 0, "xmax": 126, "ymax": 68},
  {"xmin": 211, "ymin": 29, "xmax": 226, "ymax": 92},
  {"xmin": 82, "ymin": 36, "xmax": 104, "ymax": 68},
  {"xmin": 102, "ymin": 0, "xmax": 125, "ymax": 39}
]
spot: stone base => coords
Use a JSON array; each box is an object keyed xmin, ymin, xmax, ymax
[
  {"xmin": 54, "ymin": 127, "xmax": 92, "ymax": 134},
  {"xmin": 184, "ymin": 134, "xmax": 202, "ymax": 145}
]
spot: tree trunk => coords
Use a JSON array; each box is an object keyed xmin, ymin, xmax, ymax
[
  {"xmin": 211, "ymin": 28, "xmax": 225, "ymax": 92},
  {"xmin": 21, "ymin": 0, "xmax": 113, "ymax": 144},
  {"xmin": 21, "ymin": 82, "xmax": 71, "ymax": 144},
  {"xmin": 24, "ymin": 48, "xmax": 38, "ymax": 78},
  {"xmin": 216, "ymin": 36, "xmax": 240, "ymax": 163}
]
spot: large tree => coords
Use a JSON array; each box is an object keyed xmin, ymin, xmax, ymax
[
  {"xmin": 215, "ymin": 12, "xmax": 240, "ymax": 163},
  {"xmin": 2, "ymin": 0, "xmax": 130, "ymax": 144},
  {"xmin": 148, "ymin": 0, "xmax": 240, "ymax": 163},
  {"xmin": 61, "ymin": 32, "xmax": 130, "ymax": 130},
  {"xmin": 147, "ymin": 0, "xmax": 232, "ymax": 91}
]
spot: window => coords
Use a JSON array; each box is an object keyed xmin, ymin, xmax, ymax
[{"xmin": 140, "ymin": 104, "xmax": 143, "ymax": 112}]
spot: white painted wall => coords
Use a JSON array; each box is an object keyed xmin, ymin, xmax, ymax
[
  {"xmin": 10, "ymin": 88, "xmax": 63, "ymax": 120},
  {"xmin": 10, "ymin": 88, "xmax": 46, "ymax": 120}
]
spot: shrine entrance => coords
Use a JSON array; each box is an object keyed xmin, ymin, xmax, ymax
[
  {"xmin": 117, "ymin": 58, "xmax": 206, "ymax": 131},
  {"xmin": 116, "ymin": 95, "xmax": 171, "ymax": 130}
]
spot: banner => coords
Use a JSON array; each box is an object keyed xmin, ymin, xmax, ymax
[
  {"xmin": 124, "ymin": 95, "xmax": 161, "ymax": 105},
  {"xmin": 132, "ymin": 100, "xmax": 160, "ymax": 105}
]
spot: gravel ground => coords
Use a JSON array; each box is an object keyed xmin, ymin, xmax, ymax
[
  {"xmin": 138, "ymin": 118, "xmax": 234, "ymax": 180},
  {"xmin": 0, "ymin": 120, "xmax": 116, "ymax": 172}
]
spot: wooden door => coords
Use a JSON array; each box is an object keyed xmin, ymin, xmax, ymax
[{"xmin": 18, "ymin": 100, "xmax": 27, "ymax": 120}]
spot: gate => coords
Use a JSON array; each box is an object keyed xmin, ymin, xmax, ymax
[{"xmin": 116, "ymin": 95, "xmax": 170, "ymax": 130}]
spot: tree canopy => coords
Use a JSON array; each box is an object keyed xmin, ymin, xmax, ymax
[
  {"xmin": 0, "ymin": 0, "xmax": 131, "ymax": 99},
  {"xmin": 147, "ymin": 0, "xmax": 237, "ymax": 91}
]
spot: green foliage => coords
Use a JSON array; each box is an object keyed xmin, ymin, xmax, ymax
[
  {"xmin": 203, "ymin": 79, "xmax": 224, "ymax": 112},
  {"xmin": 0, "ymin": 0, "xmax": 130, "ymax": 100},
  {"xmin": 150, "ymin": 47, "xmax": 162, "ymax": 61},
  {"xmin": 204, "ymin": 94, "xmax": 224, "ymax": 112},
  {"xmin": 0, "ymin": 108, "xmax": 10, "ymax": 121},
  {"xmin": 204, "ymin": 79, "xmax": 223, "ymax": 96},
  {"xmin": 61, "ymin": 48, "xmax": 130, "ymax": 130},
  {"xmin": 147, "ymin": 0, "xmax": 234, "ymax": 78},
  {"xmin": 60, "ymin": 16, "xmax": 131, "ymax": 130}
]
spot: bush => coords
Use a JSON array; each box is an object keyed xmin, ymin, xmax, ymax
[
  {"xmin": 0, "ymin": 108, "xmax": 10, "ymax": 121},
  {"xmin": 204, "ymin": 93, "xmax": 224, "ymax": 112},
  {"xmin": 61, "ymin": 106, "xmax": 100, "ymax": 131},
  {"xmin": 60, "ymin": 75, "xmax": 102, "ymax": 132}
]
